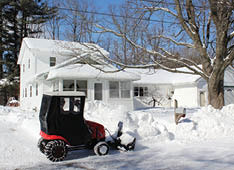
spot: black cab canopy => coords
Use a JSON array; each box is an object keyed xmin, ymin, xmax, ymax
[{"xmin": 39, "ymin": 91, "xmax": 91, "ymax": 145}]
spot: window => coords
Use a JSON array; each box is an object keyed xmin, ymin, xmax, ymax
[
  {"xmin": 73, "ymin": 98, "xmax": 81, "ymax": 113},
  {"xmin": 50, "ymin": 57, "xmax": 56, "ymax": 67},
  {"xmin": 25, "ymin": 88, "xmax": 27, "ymax": 97},
  {"xmin": 144, "ymin": 87, "xmax": 148, "ymax": 96},
  {"xmin": 76, "ymin": 80, "xmax": 87, "ymax": 95},
  {"xmin": 36, "ymin": 83, "xmax": 38, "ymax": 96},
  {"xmin": 60, "ymin": 97, "xmax": 70, "ymax": 113},
  {"xmin": 60, "ymin": 97, "xmax": 82, "ymax": 115},
  {"xmin": 23, "ymin": 64, "xmax": 25, "ymax": 72},
  {"xmin": 63, "ymin": 80, "xmax": 74, "ymax": 91},
  {"xmin": 62, "ymin": 80, "xmax": 87, "ymax": 94},
  {"xmin": 134, "ymin": 87, "xmax": 139, "ymax": 96},
  {"xmin": 28, "ymin": 59, "xmax": 30, "ymax": 69},
  {"xmin": 109, "ymin": 81, "xmax": 119, "ymax": 98},
  {"xmin": 134, "ymin": 86, "xmax": 148, "ymax": 97},
  {"xmin": 139, "ymin": 87, "xmax": 144, "ymax": 96},
  {"xmin": 109, "ymin": 81, "xmax": 131, "ymax": 98},
  {"xmin": 30, "ymin": 86, "xmax": 32, "ymax": 97},
  {"xmin": 120, "ymin": 81, "xmax": 130, "ymax": 98}
]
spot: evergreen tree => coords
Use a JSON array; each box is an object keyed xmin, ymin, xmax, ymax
[
  {"xmin": 0, "ymin": 0, "xmax": 56, "ymax": 105},
  {"xmin": 4, "ymin": 0, "xmax": 56, "ymax": 80},
  {"xmin": 0, "ymin": 0, "xmax": 10, "ymax": 79}
]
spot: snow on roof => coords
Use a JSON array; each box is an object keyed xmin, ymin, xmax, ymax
[
  {"xmin": 126, "ymin": 68, "xmax": 201, "ymax": 85},
  {"xmin": 127, "ymin": 66, "xmax": 234, "ymax": 86},
  {"xmin": 24, "ymin": 38, "xmax": 108, "ymax": 54},
  {"xmin": 47, "ymin": 64, "xmax": 140, "ymax": 81},
  {"xmin": 18, "ymin": 38, "xmax": 109, "ymax": 64}
]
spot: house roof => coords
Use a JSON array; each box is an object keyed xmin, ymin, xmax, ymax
[
  {"xmin": 127, "ymin": 66, "xmax": 234, "ymax": 86},
  {"xmin": 47, "ymin": 64, "xmax": 140, "ymax": 81},
  {"xmin": 17, "ymin": 38, "xmax": 109, "ymax": 65},
  {"xmin": 126, "ymin": 68, "xmax": 202, "ymax": 85}
]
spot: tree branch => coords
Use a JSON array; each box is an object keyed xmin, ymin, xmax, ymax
[
  {"xmin": 151, "ymin": 35, "xmax": 195, "ymax": 48},
  {"xmin": 94, "ymin": 24, "xmax": 209, "ymax": 78},
  {"xmin": 143, "ymin": 6, "xmax": 178, "ymax": 17}
]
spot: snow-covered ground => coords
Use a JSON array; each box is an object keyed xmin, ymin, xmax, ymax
[{"xmin": 1, "ymin": 103, "xmax": 234, "ymax": 170}]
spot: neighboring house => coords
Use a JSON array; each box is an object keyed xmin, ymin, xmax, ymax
[
  {"xmin": 17, "ymin": 38, "xmax": 140, "ymax": 111},
  {"xmin": 224, "ymin": 66, "xmax": 234, "ymax": 105},
  {"xmin": 128, "ymin": 67, "xmax": 234, "ymax": 108}
]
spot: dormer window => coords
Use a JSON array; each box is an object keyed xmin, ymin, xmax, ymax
[{"xmin": 50, "ymin": 57, "xmax": 56, "ymax": 67}]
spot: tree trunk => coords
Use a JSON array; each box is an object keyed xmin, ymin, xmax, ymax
[{"xmin": 207, "ymin": 71, "xmax": 224, "ymax": 109}]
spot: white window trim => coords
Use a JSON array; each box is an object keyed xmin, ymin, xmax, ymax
[
  {"xmin": 62, "ymin": 79, "xmax": 88, "ymax": 97},
  {"xmin": 109, "ymin": 81, "xmax": 131, "ymax": 99}
]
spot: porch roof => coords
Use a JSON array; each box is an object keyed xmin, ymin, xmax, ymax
[{"xmin": 47, "ymin": 64, "xmax": 140, "ymax": 81}]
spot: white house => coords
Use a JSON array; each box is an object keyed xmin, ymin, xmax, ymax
[
  {"xmin": 128, "ymin": 67, "xmax": 234, "ymax": 108},
  {"xmin": 17, "ymin": 38, "xmax": 140, "ymax": 111}
]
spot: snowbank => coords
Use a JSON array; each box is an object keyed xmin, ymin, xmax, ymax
[
  {"xmin": 1, "ymin": 103, "xmax": 234, "ymax": 146},
  {"xmin": 177, "ymin": 104, "xmax": 234, "ymax": 142},
  {"xmin": 0, "ymin": 106, "xmax": 40, "ymax": 139},
  {"xmin": 1, "ymin": 103, "xmax": 234, "ymax": 170},
  {"xmin": 85, "ymin": 102, "xmax": 234, "ymax": 145}
]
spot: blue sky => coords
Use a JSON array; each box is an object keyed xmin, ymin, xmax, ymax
[{"xmin": 95, "ymin": 0, "xmax": 124, "ymax": 10}]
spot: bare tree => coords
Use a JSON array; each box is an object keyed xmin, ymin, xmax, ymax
[
  {"xmin": 62, "ymin": 0, "xmax": 97, "ymax": 43},
  {"xmin": 97, "ymin": 1, "xmax": 161, "ymax": 65},
  {"xmin": 43, "ymin": 0, "xmax": 64, "ymax": 40},
  {"xmin": 92, "ymin": 0, "xmax": 234, "ymax": 109}
]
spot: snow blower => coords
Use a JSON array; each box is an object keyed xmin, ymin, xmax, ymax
[{"xmin": 37, "ymin": 92, "xmax": 136, "ymax": 162}]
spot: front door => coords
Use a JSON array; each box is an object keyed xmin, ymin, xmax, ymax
[{"xmin": 94, "ymin": 83, "xmax": 103, "ymax": 100}]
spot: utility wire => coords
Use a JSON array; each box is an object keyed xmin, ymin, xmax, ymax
[
  {"xmin": 138, "ymin": 0, "xmax": 233, "ymax": 9},
  {"xmin": 54, "ymin": 1, "xmax": 233, "ymax": 26},
  {"xmin": 138, "ymin": 0, "xmax": 206, "ymax": 8},
  {"xmin": 56, "ymin": 6, "xmax": 219, "ymax": 27},
  {"xmin": 57, "ymin": 7, "xmax": 177, "ymax": 24}
]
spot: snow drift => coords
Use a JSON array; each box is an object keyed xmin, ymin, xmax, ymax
[
  {"xmin": 85, "ymin": 101, "xmax": 234, "ymax": 144},
  {"xmin": 1, "ymin": 103, "xmax": 234, "ymax": 170},
  {"xmin": 1, "ymin": 103, "xmax": 234, "ymax": 145}
]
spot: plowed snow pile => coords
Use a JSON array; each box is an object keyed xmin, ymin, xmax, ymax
[{"xmin": 85, "ymin": 101, "xmax": 234, "ymax": 144}]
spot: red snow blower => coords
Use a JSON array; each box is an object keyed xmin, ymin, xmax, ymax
[{"xmin": 37, "ymin": 91, "xmax": 136, "ymax": 162}]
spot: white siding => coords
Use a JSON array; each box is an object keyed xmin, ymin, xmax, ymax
[
  {"xmin": 18, "ymin": 39, "xmax": 135, "ymax": 112},
  {"xmin": 34, "ymin": 50, "xmax": 73, "ymax": 74},
  {"xmin": 173, "ymin": 85, "xmax": 199, "ymax": 107}
]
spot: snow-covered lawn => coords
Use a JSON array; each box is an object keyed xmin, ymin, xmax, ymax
[{"xmin": 1, "ymin": 103, "xmax": 234, "ymax": 170}]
